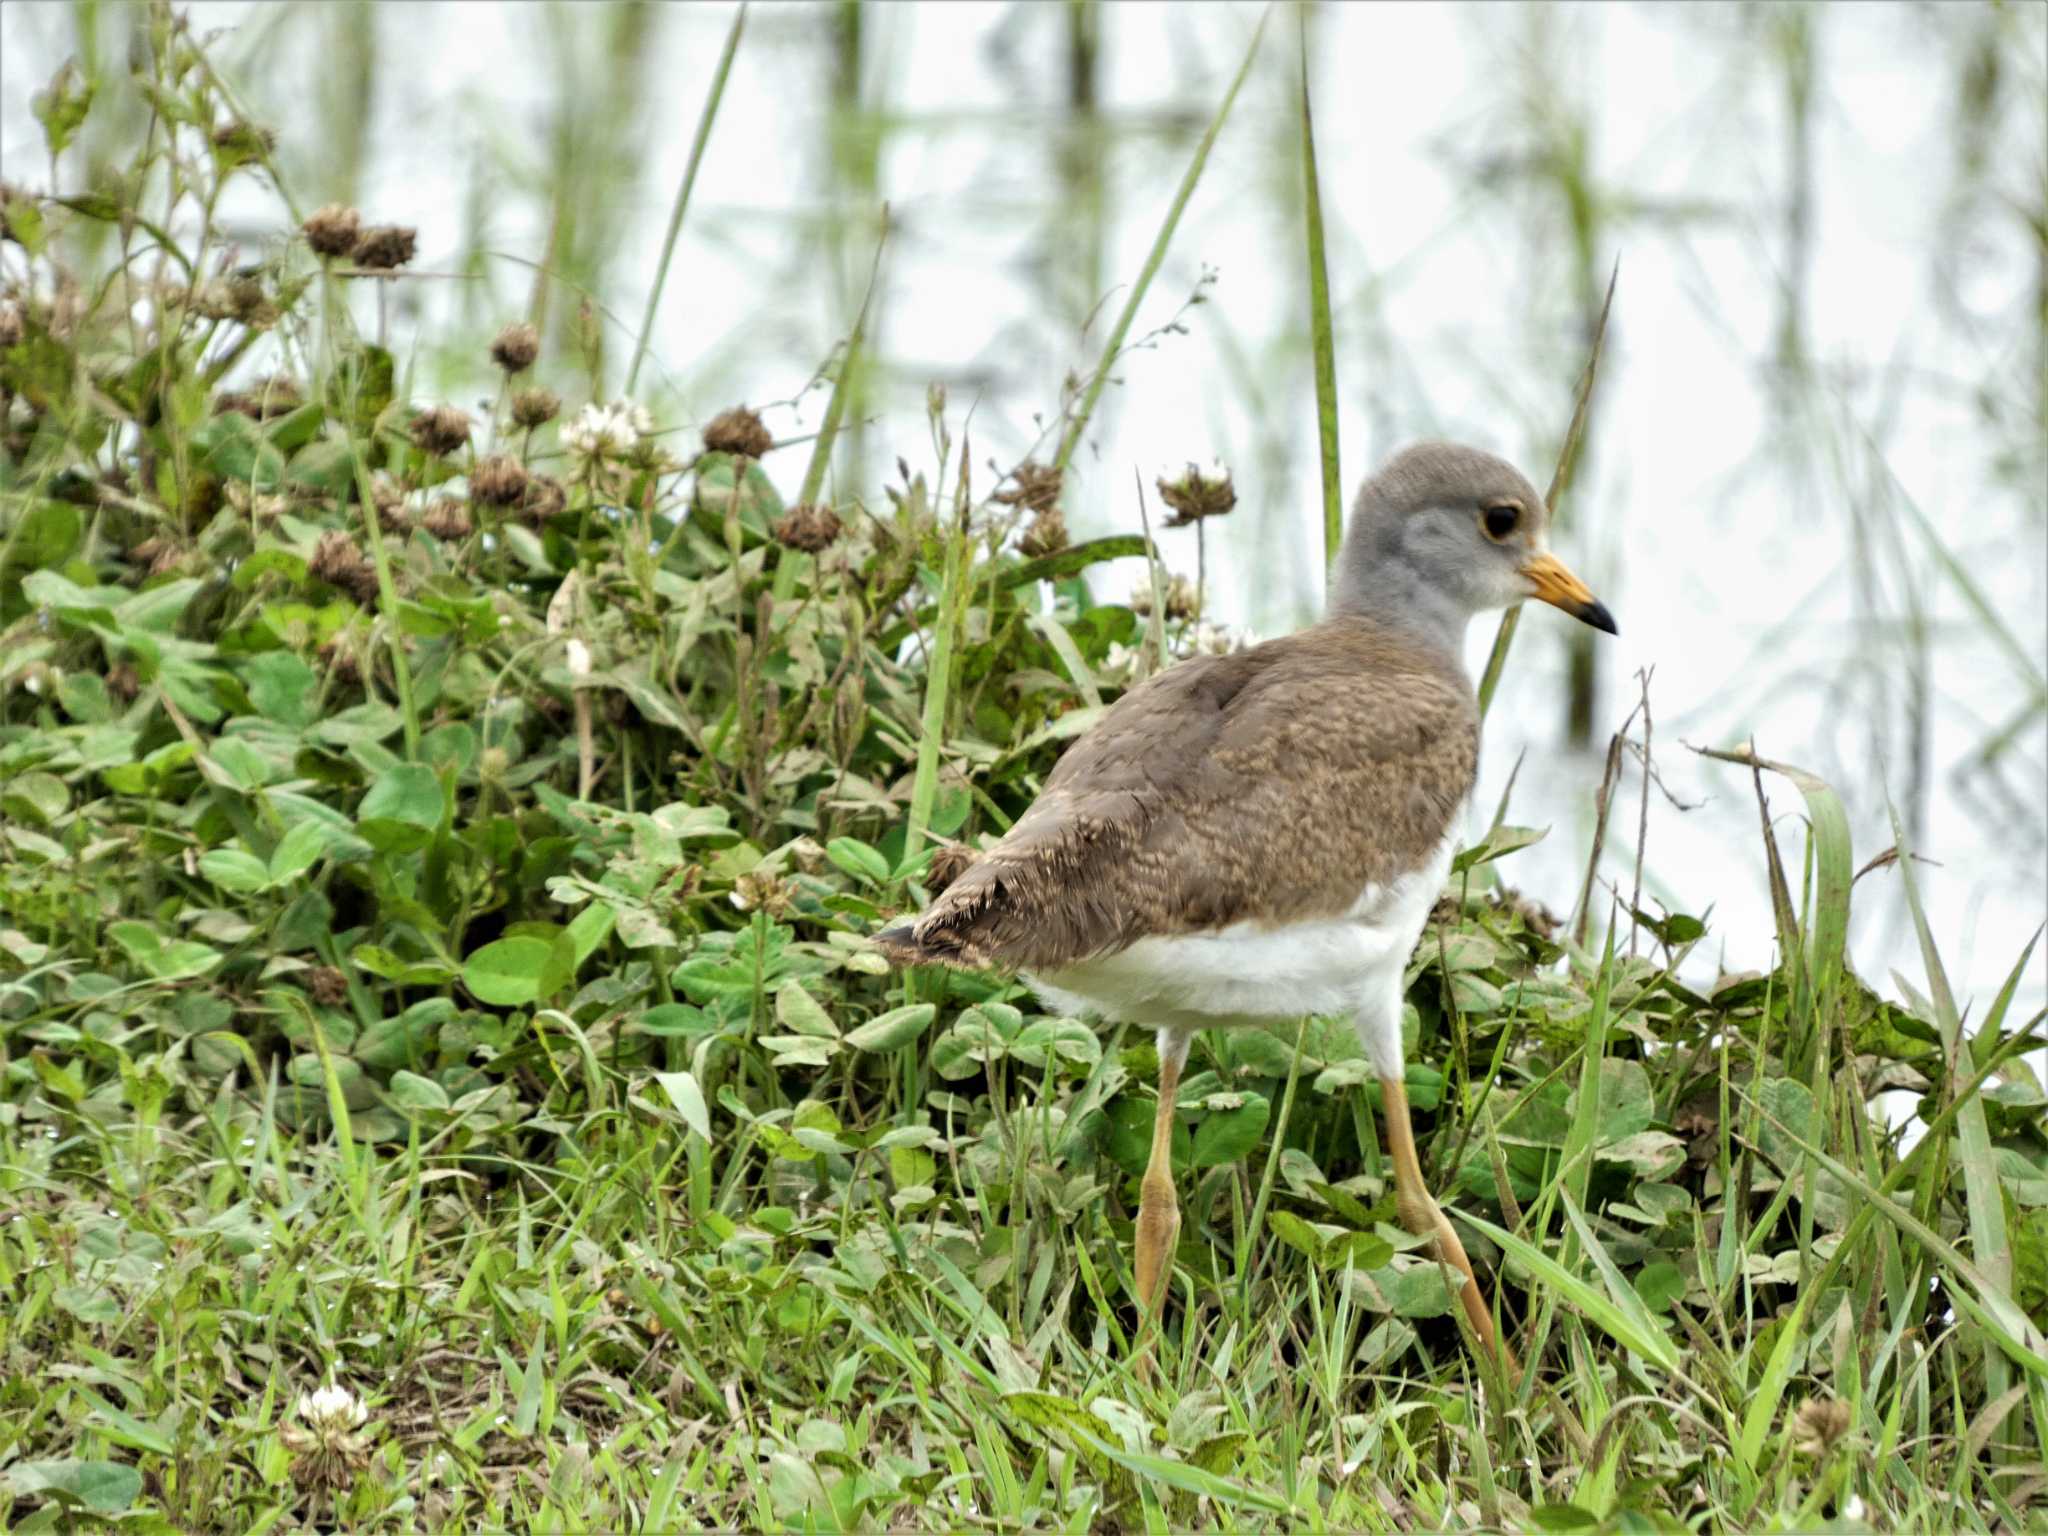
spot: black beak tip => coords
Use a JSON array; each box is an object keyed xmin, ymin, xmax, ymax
[{"xmin": 1581, "ymin": 600, "xmax": 1618, "ymax": 636}]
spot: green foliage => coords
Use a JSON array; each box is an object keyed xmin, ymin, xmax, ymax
[{"xmin": 0, "ymin": 7, "xmax": 2041, "ymax": 1532}]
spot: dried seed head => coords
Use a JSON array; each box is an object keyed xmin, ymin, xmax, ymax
[
  {"xmin": 1018, "ymin": 507, "xmax": 1067, "ymax": 559},
  {"xmin": 1129, "ymin": 573, "xmax": 1198, "ymax": 621},
  {"xmin": 1790, "ymin": 1396, "xmax": 1852, "ymax": 1458},
  {"xmin": 317, "ymin": 638, "xmax": 361, "ymax": 684},
  {"xmin": 1157, "ymin": 461, "xmax": 1237, "ymax": 526},
  {"xmin": 350, "ymin": 224, "xmax": 417, "ymax": 271},
  {"xmin": 301, "ymin": 203, "xmax": 362, "ymax": 259},
  {"xmin": 310, "ymin": 530, "xmax": 379, "ymax": 604},
  {"xmin": 511, "ymin": 387, "xmax": 560, "ymax": 430},
  {"xmin": 729, "ymin": 869, "xmax": 793, "ymax": 917},
  {"xmin": 702, "ymin": 405, "xmax": 773, "ymax": 459},
  {"xmin": 0, "ymin": 304, "xmax": 22, "ymax": 349},
  {"xmin": 211, "ymin": 119, "xmax": 276, "ymax": 163},
  {"xmin": 214, "ymin": 375, "xmax": 300, "ymax": 420},
  {"xmin": 307, "ymin": 966, "xmax": 348, "ymax": 1005},
  {"xmin": 225, "ymin": 272, "xmax": 279, "ymax": 327},
  {"xmin": 772, "ymin": 502, "xmax": 843, "ymax": 554},
  {"xmin": 489, "ymin": 321, "xmax": 540, "ymax": 375},
  {"xmin": 422, "ymin": 499, "xmax": 473, "ymax": 541},
  {"xmin": 469, "ymin": 453, "xmax": 529, "ymax": 507},
  {"xmin": 127, "ymin": 534, "xmax": 172, "ymax": 569},
  {"xmin": 517, "ymin": 472, "xmax": 567, "ymax": 528},
  {"xmin": 787, "ymin": 836, "xmax": 827, "ymax": 875},
  {"xmin": 995, "ymin": 460, "xmax": 1063, "ymax": 516},
  {"xmin": 407, "ymin": 404, "xmax": 471, "ymax": 457},
  {"xmin": 369, "ymin": 476, "xmax": 411, "ymax": 536},
  {"xmin": 106, "ymin": 662, "xmax": 139, "ymax": 702}
]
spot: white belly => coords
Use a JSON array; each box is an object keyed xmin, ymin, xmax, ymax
[{"xmin": 1023, "ymin": 831, "xmax": 1455, "ymax": 1032}]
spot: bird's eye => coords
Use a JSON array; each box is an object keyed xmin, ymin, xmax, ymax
[{"xmin": 1481, "ymin": 504, "xmax": 1520, "ymax": 541}]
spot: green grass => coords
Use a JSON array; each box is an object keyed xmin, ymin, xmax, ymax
[{"xmin": 1, "ymin": 6, "xmax": 2045, "ymax": 1532}]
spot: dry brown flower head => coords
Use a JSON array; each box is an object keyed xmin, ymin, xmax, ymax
[
  {"xmin": 422, "ymin": 500, "xmax": 473, "ymax": 541},
  {"xmin": 1018, "ymin": 507, "xmax": 1067, "ymax": 559},
  {"xmin": 1157, "ymin": 461, "xmax": 1237, "ymax": 526},
  {"xmin": 469, "ymin": 454, "xmax": 529, "ymax": 507},
  {"xmin": 310, "ymin": 531, "xmax": 380, "ymax": 604},
  {"xmin": 407, "ymin": 404, "xmax": 471, "ymax": 458},
  {"xmin": 995, "ymin": 460, "xmax": 1064, "ymax": 516},
  {"xmin": 1790, "ymin": 1396, "xmax": 1852, "ymax": 1458},
  {"xmin": 490, "ymin": 321, "xmax": 540, "ymax": 375},
  {"xmin": 703, "ymin": 405, "xmax": 774, "ymax": 459},
  {"xmin": 302, "ymin": 204, "xmax": 362, "ymax": 259},
  {"xmin": 518, "ymin": 473, "xmax": 568, "ymax": 528},
  {"xmin": 350, "ymin": 224, "xmax": 417, "ymax": 271},
  {"xmin": 772, "ymin": 503, "xmax": 843, "ymax": 554},
  {"xmin": 511, "ymin": 387, "xmax": 561, "ymax": 430}
]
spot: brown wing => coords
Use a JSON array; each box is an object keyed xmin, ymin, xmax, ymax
[{"xmin": 878, "ymin": 619, "xmax": 1478, "ymax": 971}]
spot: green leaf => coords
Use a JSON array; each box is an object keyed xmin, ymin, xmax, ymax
[
  {"xmin": 30, "ymin": 61, "xmax": 94, "ymax": 160},
  {"xmin": 358, "ymin": 761, "xmax": 443, "ymax": 827},
  {"xmin": 268, "ymin": 819, "xmax": 337, "ymax": 885},
  {"xmin": 1528, "ymin": 1505, "xmax": 1600, "ymax": 1534},
  {"xmin": 1192, "ymin": 1092, "xmax": 1270, "ymax": 1168},
  {"xmin": 198, "ymin": 847, "xmax": 272, "ymax": 893},
  {"xmin": 5, "ymin": 1458, "xmax": 142, "ymax": 1515},
  {"xmin": 1011, "ymin": 1017, "xmax": 1101, "ymax": 1071},
  {"xmin": 2, "ymin": 499, "xmax": 82, "ymax": 571},
  {"xmin": 1633, "ymin": 1261, "xmax": 1685, "ymax": 1312},
  {"xmin": 1451, "ymin": 823, "xmax": 1548, "ymax": 873},
  {"xmin": 462, "ymin": 936, "xmax": 553, "ymax": 1008},
  {"xmin": 242, "ymin": 650, "xmax": 319, "ymax": 727},
  {"xmin": 775, "ymin": 981, "xmax": 840, "ymax": 1039},
  {"xmin": 826, "ymin": 836, "xmax": 890, "ymax": 885},
  {"xmin": 386, "ymin": 1070, "xmax": 450, "ymax": 1115},
  {"xmin": 356, "ymin": 762, "xmax": 444, "ymax": 852},
  {"xmin": 845, "ymin": 1003, "xmax": 935, "ymax": 1053},
  {"xmin": 654, "ymin": 1070, "xmax": 712, "ymax": 1141},
  {"xmin": 1, "ymin": 770, "xmax": 68, "ymax": 825}
]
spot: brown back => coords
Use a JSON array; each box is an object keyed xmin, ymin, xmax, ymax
[{"xmin": 880, "ymin": 616, "xmax": 1478, "ymax": 971}]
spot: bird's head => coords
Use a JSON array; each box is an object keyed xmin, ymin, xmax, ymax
[{"xmin": 1332, "ymin": 440, "xmax": 1616, "ymax": 637}]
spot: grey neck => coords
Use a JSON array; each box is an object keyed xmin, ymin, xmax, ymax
[{"xmin": 1327, "ymin": 526, "xmax": 1473, "ymax": 667}]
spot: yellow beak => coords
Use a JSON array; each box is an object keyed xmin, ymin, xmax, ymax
[{"xmin": 1520, "ymin": 551, "xmax": 1617, "ymax": 634}]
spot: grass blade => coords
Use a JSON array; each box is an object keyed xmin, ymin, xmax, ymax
[
  {"xmin": 1477, "ymin": 257, "xmax": 1618, "ymax": 720},
  {"xmin": 1297, "ymin": 6, "xmax": 1342, "ymax": 567},
  {"xmin": 624, "ymin": 2, "xmax": 747, "ymax": 395},
  {"xmin": 1054, "ymin": 6, "xmax": 1271, "ymax": 475},
  {"xmin": 1885, "ymin": 789, "xmax": 2018, "ymax": 1433},
  {"xmin": 775, "ymin": 205, "xmax": 889, "ymax": 602},
  {"xmin": 1462, "ymin": 1203, "xmax": 1680, "ymax": 1373}
]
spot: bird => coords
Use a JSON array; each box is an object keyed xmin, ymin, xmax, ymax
[{"xmin": 874, "ymin": 441, "xmax": 1616, "ymax": 1370}]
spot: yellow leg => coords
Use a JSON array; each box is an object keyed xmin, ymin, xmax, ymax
[
  {"xmin": 1380, "ymin": 1074, "xmax": 1518, "ymax": 1376},
  {"xmin": 1133, "ymin": 1037, "xmax": 1187, "ymax": 1323}
]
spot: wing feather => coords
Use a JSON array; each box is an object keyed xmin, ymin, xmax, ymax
[{"xmin": 880, "ymin": 619, "xmax": 1478, "ymax": 972}]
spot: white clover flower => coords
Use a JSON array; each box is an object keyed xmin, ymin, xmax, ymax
[
  {"xmin": 564, "ymin": 637, "xmax": 592, "ymax": 679},
  {"xmin": 1100, "ymin": 641, "xmax": 1139, "ymax": 682},
  {"xmin": 296, "ymin": 1382, "xmax": 368, "ymax": 1434},
  {"xmin": 562, "ymin": 401, "xmax": 650, "ymax": 463},
  {"xmin": 284, "ymin": 1380, "xmax": 373, "ymax": 1491}
]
